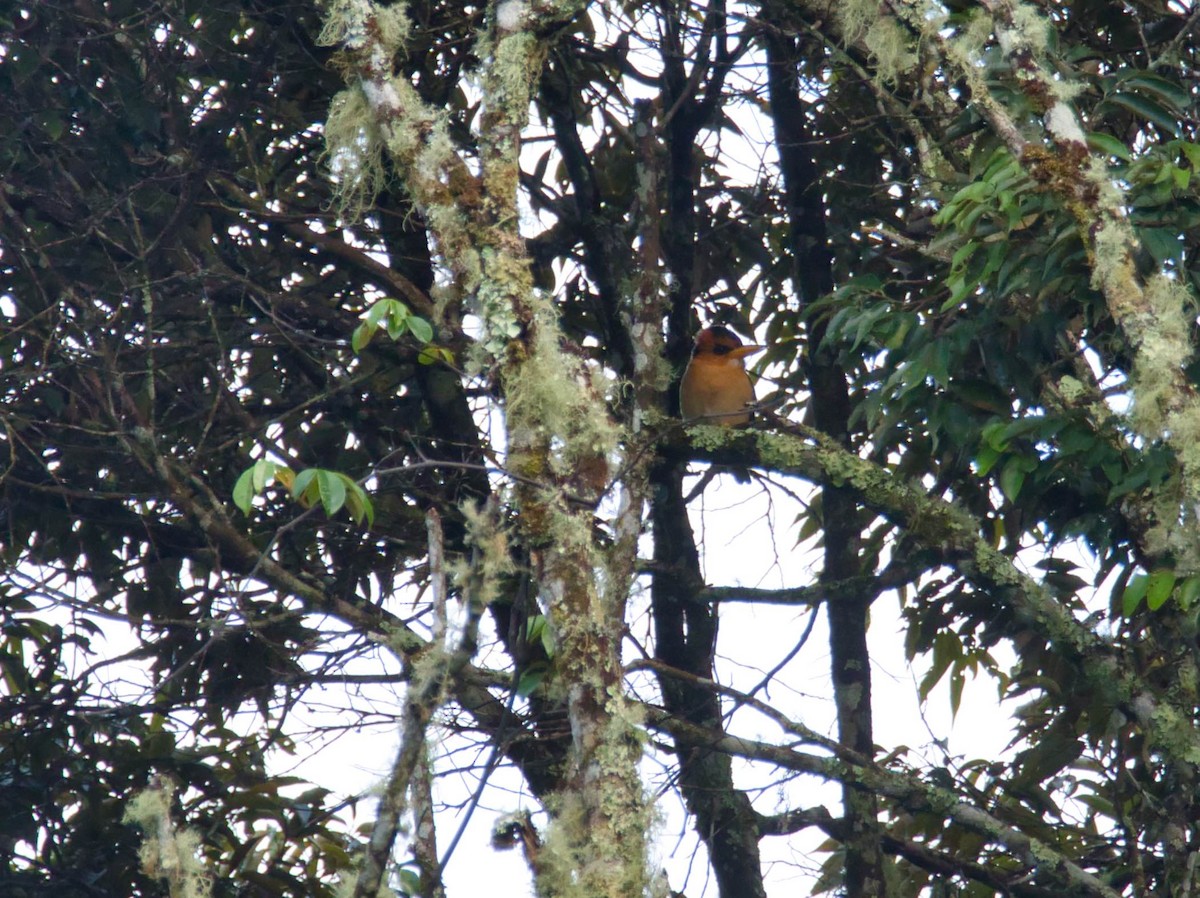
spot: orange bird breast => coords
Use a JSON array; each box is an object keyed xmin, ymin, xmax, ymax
[{"xmin": 680, "ymin": 326, "xmax": 764, "ymax": 427}]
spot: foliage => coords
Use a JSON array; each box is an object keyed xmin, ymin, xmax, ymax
[{"xmin": 2, "ymin": 0, "xmax": 1200, "ymax": 897}]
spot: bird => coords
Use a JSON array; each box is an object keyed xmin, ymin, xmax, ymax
[{"xmin": 679, "ymin": 325, "xmax": 765, "ymax": 426}]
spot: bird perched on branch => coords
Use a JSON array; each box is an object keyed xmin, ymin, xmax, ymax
[{"xmin": 679, "ymin": 325, "xmax": 765, "ymax": 426}]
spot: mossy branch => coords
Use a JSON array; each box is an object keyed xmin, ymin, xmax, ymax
[
  {"xmin": 124, "ymin": 778, "xmax": 213, "ymax": 898},
  {"xmin": 323, "ymin": 3, "xmax": 651, "ymax": 897},
  {"xmin": 680, "ymin": 421, "xmax": 1200, "ymax": 772},
  {"xmin": 644, "ymin": 707, "xmax": 1122, "ymax": 898}
]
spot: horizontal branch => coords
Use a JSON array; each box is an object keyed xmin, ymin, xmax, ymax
[
  {"xmin": 699, "ymin": 562, "xmax": 923, "ymax": 606},
  {"xmin": 756, "ymin": 806, "xmax": 1065, "ymax": 898},
  {"xmin": 208, "ymin": 176, "xmax": 436, "ymax": 319},
  {"xmin": 644, "ymin": 707, "xmax": 1121, "ymax": 898},
  {"xmin": 677, "ymin": 419, "xmax": 1200, "ymax": 768}
]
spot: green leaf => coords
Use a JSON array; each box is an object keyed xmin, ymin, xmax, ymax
[
  {"xmin": 1181, "ymin": 142, "xmax": 1200, "ymax": 170},
  {"xmin": 291, "ymin": 469, "xmax": 317, "ymax": 508},
  {"xmin": 517, "ymin": 664, "xmax": 549, "ymax": 698},
  {"xmin": 397, "ymin": 868, "xmax": 422, "ymax": 898},
  {"xmin": 290, "ymin": 469, "xmax": 371, "ymax": 524},
  {"xmin": 1178, "ymin": 576, "xmax": 1200, "ymax": 611},
  {"xmin": 918, "ymin": 632, "xmax": 960, "ymax": 701},
  {"xmin": 949, "ymin": 665, "xmax": 965, "ymax": 719},
  {"xmin": 41, "ymin": 111, "xmax": 66, "ymax": 141},
  {"xmin": 343, "ymin": 482, "xmax": 375, "ymax": 528},
  {"xmin": 998, "ymin": 457, "xmax": 1027, "ymax": 502},
  {"xmin": 1120, "ymin": 72, "xmax": 1191, "ymax": 113},
  {"xmin": 233, "ymin": 468, "xmax": 256, "ymax": 515},
  {"xmin": 1100, "ymin": 93, "xmax": 1181, "ymax": 136},
  {"xmin": 1139, "ymin": 227, "xmax": 1182, "ymax": 267},
  {"xmin": 315, "ymin": 469, "xmax": 347, "ymax": 516},
  {"xmin": 1121, "ymin": 574, "xmax": 1148, "ymax": 616},
  {"xmin": 1086, "ymin": 133, "xmax": 1133, "ymax": 162},
  {"xmin": 1145, "ymin": 569, "xmax": 1176, "ymax": 611},
  {"xmin": 981, "ymin": 421, "xmax": 1010, "ymax": 452},
  {"xmin": 384, "ymin": 305, "xmax": 411, "ymax": 340},
  {"xmin": 417, "ymin": 345, "xmax": 455, "ymax": 365},
  {"xmin": 364, "ymin": 299, "xmax": 394, "ymax": 327},
  {"xmin": 233, "ymin": 460, "xmax": 293, "ymax": 514},
  {"xmin": 250, "ymin": 458, "xmax": 274, "ymax": 492},
  {"xmin": 974, "ymin": 443, "xmax": 1002, "ymax": 477},
  {"xmin": 351, "ymin": 321, "xmax": 374, "ymax": 353},
  {"xmin": 407, "ymin": 316, "xmax": 434, "ymax": 343}
]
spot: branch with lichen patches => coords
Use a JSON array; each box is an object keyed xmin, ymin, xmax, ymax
[
  {"xmin": 323, "ymin": 3, "xmax": 651, "ymax": 897},
  {"xmin": 124, "ymin": 777, "xmax": 214, "ymax": 898},
  {"xmin": 644, "ymin": 707, "xmax": 1122, "ymax": 898},
  {"xmin": 677, "ymin": 419, "xmax": 1200, "ymax": 774}
]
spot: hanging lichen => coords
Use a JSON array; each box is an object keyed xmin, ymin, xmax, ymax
[{"xmin": 124, "ymin": 779, "xmax": 213, "ymax": 898}]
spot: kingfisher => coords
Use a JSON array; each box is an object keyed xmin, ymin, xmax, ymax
[{"xmin": 679, "ymin": 325, "xmax": 765, "ymax": 426}]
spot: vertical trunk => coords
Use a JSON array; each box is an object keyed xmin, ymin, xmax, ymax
[
  {"xmin": 650, "ymin": 461, "xmax": 768, "ymax": 898},
  {"xmin": 764, "ymin": 26, "xmax": 885, "ymax": 898},
  {"xmin": 649, "ymin": 5, "xmax": 768, "ymax": 890}
]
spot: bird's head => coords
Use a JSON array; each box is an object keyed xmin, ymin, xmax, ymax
[{"xmin": 691, "ymin": 325, "xmax": 764, "ymax": 365}]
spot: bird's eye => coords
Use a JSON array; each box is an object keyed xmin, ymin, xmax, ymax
[{"xmin": 713, "ymin": 344, "xmax": 732, "ymax": 355}]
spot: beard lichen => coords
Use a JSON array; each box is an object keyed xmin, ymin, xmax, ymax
[
  {"xmin": 323, "ymin": 86, "xmax": 389, "ymax": 222},
  {"xmin": 503, "ymin": 292, "xmax": 621, "ymax": 483},
  {"xmin": 453, "ymin": 496, "xmax": 516, "ymax": 607},
  {"xmin": 319, "ymin": 0, "xmax": 411, "ymax": 51},
  {"xmin": 864, "ymin": 18, "xmax": 919, "ymax": 86},
  {"xmin": 124, "ymin": 779, "xmax": 213, "ymax": 898}
]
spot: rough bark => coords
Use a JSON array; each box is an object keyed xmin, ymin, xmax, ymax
[{"xmin": 765, "ymin": 26, "xmax": 886, "ymax": 898}]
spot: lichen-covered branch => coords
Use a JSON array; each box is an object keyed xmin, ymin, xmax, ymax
[
  {"xmin": 645, "ymin": 709, "xmax": 1123, "ymax": 898},
  {"xmin": 322, "ymin": 3, "xmax": 650, "ymax": 896},
  {"xmin": 124, "ymin": 778, "xmax": 214, "ymax": 898},
  {"xmin": 682, "ymin": 421, "xmax": 1200, "ymax": 770},
  {"xmin": 351, "ymin": 509, "xmax": 481, "ymax": 898}
]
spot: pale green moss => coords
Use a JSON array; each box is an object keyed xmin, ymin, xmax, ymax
[
  {"xmin": 1045, "ymin": 102, "xmax": 1087, "ymax": 146},
  {"xmin": 1057, "ymin": 375, "xmax": 1086, "ymax": 403},
  {"xmin": 504, "ymin": 293, "xmax": 621, "ymax": 479},
  {"xmin": 414, "ymin": 116, "xmax": 455, "ymax": 184},
  {"xmin": 124, "ymin": 781, "xmax": 213, "ymax": 898},
  {"xmin": 427, "ymin": 203, "xmax": 482, "ymax": 295},
  {"xmin": 449, "ymin": 498, "xmax": 515, "ymax": 607},
  {"xmin": 317, "ymin": 0, "xmax": 367, "ymax": 49},
  {"xmin": 323, "ymin": 87, "xmax": 388, "ymax": 220},
  {"xmin": 1129, "ymin": 275, "xmax": 1193, "ymax": 434},
  {"xmin": 1003, "ymin": 1, "xmax": 1050, "ymax": 57},
  {"xmin": 374, "ymin": 3, "xmax": 412, "ymax": 47},
  {"xmin": 321, "ymin": 0, "xmax": 410, "ymax": 52},
  {"xmin": 491, "ymin": 32, "xmax": 545, "ymax": 118},
  {"xmin": 865, "ymin": 18, "xmax": 918, "ymax": 86},
  {"xmin": 838, "ymin": 0, "xmax": 883, "ymax": 44},
  {"xmin": 1090, "ymin": 221, "xmax": 1142, "ymax": 313},
  {"xmin": 684, "ymin": 422, "xmax": 751, "ymax": 453},
  {"xmin": 537, "ymin": 776, "xmax": 651, "ymax": 898},
  {"xmin": 946, "ymin": 9, "xmax": 994, "ymax": 72},
  {"xmin": 1085, "ymin": 157, "xmax": 1126, "ymax": 210},
  {"xmin": 476, "ymin": 249, "xmax": 529, "ymax": 350},
  {"xmin": 318, "ymin": 0, "xmax": 410, "ymax": 51},
  {"xmin": 1152, "ymin": 701, "xmax": 1200, "ymax": 765},
  {"xmin": 1048, "ymin": 76, "xmax": 1086, "ymax": 105}
]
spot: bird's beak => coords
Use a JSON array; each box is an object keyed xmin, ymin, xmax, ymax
[{"xmin": 728, "ymin": 344, "xmax": 765, "ymax": 360}]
